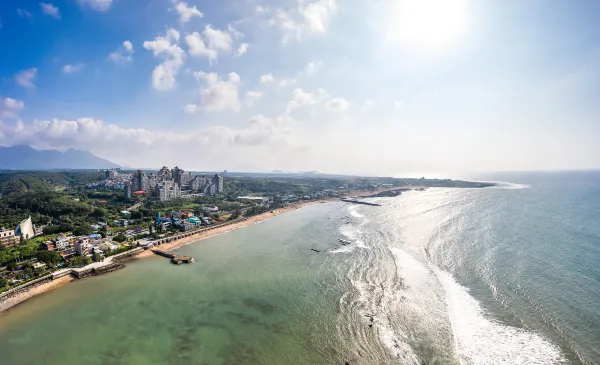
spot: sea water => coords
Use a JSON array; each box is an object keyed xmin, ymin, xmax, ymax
[{"xmin": 0, "ymin": 171, "xmax": 598, "ymax": 364}]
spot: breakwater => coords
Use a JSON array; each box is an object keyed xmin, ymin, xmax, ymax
[
  {"xmin": 340, "ymin": 199, "xmax": 381, "ymax": 206},
  {"xmin": 0, "ymin": 275, "xmax": 53, "ymax": 305}
]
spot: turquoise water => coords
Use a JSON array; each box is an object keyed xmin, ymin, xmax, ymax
[{"xmin": 1, "ymin": 172, "xmax": 599, "ymax": 364}]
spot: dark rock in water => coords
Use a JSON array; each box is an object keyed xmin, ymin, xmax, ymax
[
  {"xmin": 242, "ymin": 298, "xmax": 278, "ymax": 314},
  {"xmin": 311, "ymin": 248, "xmax": 321, "ymax": 252}
]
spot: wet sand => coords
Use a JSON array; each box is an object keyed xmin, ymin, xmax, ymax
[
  {"xmin": 0, "ymin": 188, "xmax": 413, "ymax": 313},
  {"xmin": 0, "ymin": 275, "xmax": 74, "ymax": 314}
]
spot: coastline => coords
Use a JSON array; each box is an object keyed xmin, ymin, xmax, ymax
[
  {"xmin": 0, "ymin": 275, "xmax": 73, "ymax": 314},
  {"xmin": 0, "ymin": 186, "xmax": 423, "ymax": 314},
  {"xmin": 0, "ymin": 199, "xmax": 326, "ymax": 313}
]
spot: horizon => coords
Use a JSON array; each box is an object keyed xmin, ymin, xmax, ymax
[{"xmin": 1, "ymin": 0, "xmax": 600, "ymax": 175}]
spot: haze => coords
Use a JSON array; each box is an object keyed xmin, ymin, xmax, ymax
[{"xmin": 1, "ymin": 0, "xmax": 599, "ymax": 176}]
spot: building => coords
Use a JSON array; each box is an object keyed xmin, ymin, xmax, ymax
[
  {"xmin": 172, "ymin": 166, "xmax": 183, "ymax": 186},
  {"xmin": 212, "ymin": 174, "xmax": 224, "ymax": 193},
  {"xmin": 131, "ymin": 170, "xmax": 149, "ymax": 192},
  {"xmin": 104, "ymin": 169, "xmax": 119, "ymax": 179},
  {"xmin": 158, "ymin": 166, "xmax": 172, "ymax": 180},
  {"xmin": 55, "ymin": 236, "xmax": 75, "ymax": 257},
  {"xmin": 15, "ymin": 216, "xmax": 36, "ymax": 240},
  {"xmin": 42, "ymin": 241, "xmax": 55, "ymax": 251},
  {"xmin": 0, "ymin": 228, "xmax": 18, "ymax": 247},
  {"xmin": 74, "ymin": 237, "xmax": 90, "ymax": 256},
  {"xmin": 124, "ymin": 183, "xmax": 132, "ymax": 200},
  {"xmin": 157, "ymin": 180, "xmax": 181, "ymax": 201},
  {"xmin": 121, "ymin": 211, "xmax": 132, "ymax": 219}
]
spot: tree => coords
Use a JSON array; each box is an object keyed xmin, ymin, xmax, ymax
[
  {"xmin": 149, "ymin": 223, "xmax": 153, "ymax": 235},
  {"xmin": 0, "ymin": 243, "xmax": 5, "ymax": 251},
  {"xmin": 34, "ymin": 267, "xmax": 45, "ymax": 277},
  {"xmin": 37, "ymin": 251, "xmax": 62, "ymax": 265},
  {"xmin": 73, "ymin": 224, "xmax": 93, "ymax": 236},
  {"xmin": 89, "ymin": 208, "xmax": 107, "ymax": 219},
  {"xmin": 69, "ymin": 255, "xmax": 91, "ymax": 267},
  {"xmin": 0, "ymin": 276, "xmax": 6, "ymax": 288},
  {"xmin": 113, "ymin": 234, "xmax": 126, "ymax": 243}
]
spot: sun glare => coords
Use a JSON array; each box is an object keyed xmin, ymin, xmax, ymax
[{"xmin": 387, "ymin": 0, "xmax": 469, "ymax": 52}]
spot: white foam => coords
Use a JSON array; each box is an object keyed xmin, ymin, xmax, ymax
[
  {"xmin": 348, "ymin": 205, "xmax": 364, "ymax": 218},
  {"xmin": 483, "ymin": 181, "xmax": 531, "ymax": 189},
  {"xmin": 435, "ymin": 269, "xmax": 566, "ymax": 365},
  {"xmin": 329, "ymin": 246, "xmax": 356, "ymax": 254},
  {"xmin": 339, "ymin": 224, "xmax": 359, "ymax": 240}
]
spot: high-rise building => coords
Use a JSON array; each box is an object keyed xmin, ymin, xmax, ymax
[
  {"xmin": 132, "ymin": 170, "xmax": 145, "ymax": 191},
  {"xmin": 124, "ymin": 183, "xmax": 132, "ymax": 200},
  {"xmin": 172, "ymin": 166, "xmax": 184, "ymax": 186},
  {"xmin": 157, "ymin": 180, "xmax": 181, "ymax": 201},
  {"xmin": 158, "ymin": 166, "xmax": 172, "ymax": 181},
  {"xmin": 212, "ymin": 174, "xmax": 224, "ymax": 193}
]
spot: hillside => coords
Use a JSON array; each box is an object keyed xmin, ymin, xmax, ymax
[{"xmin": 0, "ymin": 145, "xmax": 119, "ymax": 170}]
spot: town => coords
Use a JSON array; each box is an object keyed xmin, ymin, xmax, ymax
[{"xmin": 0, "ymin": 167, "xmax": 492, "ymax": 294}]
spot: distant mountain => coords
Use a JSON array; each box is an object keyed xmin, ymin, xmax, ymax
[{"xmin": 0, "ymin": 145, "xmax": 120, "ymax": 170}]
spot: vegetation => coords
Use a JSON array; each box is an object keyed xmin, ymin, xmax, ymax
[
  {"xmin": 69, "ymin": 256, "xmax": 92, "ymax": 267},
  {"xmin": 36, "ymin": 251, "xmax": 63, "ymax": 265}
]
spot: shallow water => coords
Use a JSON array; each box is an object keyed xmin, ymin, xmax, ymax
[{"xmin": 1, "ymin": 171, "xmax": 598, "ymax": 364}]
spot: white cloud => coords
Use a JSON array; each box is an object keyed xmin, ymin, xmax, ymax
[
  {"xmin": 325, "ymin": 97, "xmax": 350, "ymax": 111},
  {"xmin": 17, "ymin": 9, "xmax": 33, "ymax": 20},
  {"xmin": 173, "ymin": 0, "xmax": 203, "ymax": 24},
  {"xmin": 62, "ymin": 64, "xmax": 84, "ymax": 74},
  {"xmin": 286, "ymin": 88, "xmax": 329, "ymax": 114},
  {"xmin": 245, "ymin": 91, "xmax": 263, "ymax": 106},
  {"xmin": 144, "ymin": 30, "xmax": 185, "ymax": 91},
  {"xmin": 40, "ymin": 3, "xmax": 60, "ymax": 19},
  {"xmin": 0, "ymin": 116, "xmax": 298, "ymax": 167},
  {"xmin": 185, "ymin": 32, "xmax": 217, "ymax": 61},
  {"xmin": 393, "ymin": 101, "xmax": 403, "ymax": 108},
  {"xmin": 193, "ymin": 72, "xmax": 242, "ymax": 112},
  {"xmin": 184, "ymin": 104, "xmax": 198, "ymax": 114},
  {"xmin": 122, "ymin": 40, "xmax": 133, "ymax": 52},
  {"xmin": 108, "ymin": 40, "xmax": 135, "ymax": 63},
  {"xmin": 305, "ymin": 61, "xmax": 322, "ymax": 75},
  {"xmin": 233, "ymin": 114, "xmax": 294, "ymax": 146},
  {"xmin": 360, "ymin": 99, "xmax": 374, "ymax": 112},
  {"xmin": 260, "ymin": 73, "xmax": 275, "ymax": 83},
  {"xmin": 237, "ymin": 43, "xmax": 249, "ymax": 56},
  {"xmin": 78, "ymin": 0, "xmax": 112, "ymax": 12},
  {"xmin": 0, "ymin": 97, "xmax": 25, "ymax": 118},
  {"xmin": 270, "ymin": 0, "xmax": 338, "ymax": 43},
  {"xmin": 16, "ymin": 68, "xmax": 37, "ymax": 89},
  {"xmin": 186, "ymin": 25, "xmax": 242, "ymax": 64},
  {"xmin": 256, "ymin": 6, "xmax": 270, "ymax": 14},
  {"xmin": 259, "ymin": 73, "xmax": 297, "ymax": 88}
]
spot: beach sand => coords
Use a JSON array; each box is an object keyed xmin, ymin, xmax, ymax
[
  {"xmin": 0, "ymin": 187, "xmax": 413, "ymax": 313},
  {"xmin": 135, "ymin": 199, "xmax": 323, "ymax": 256},
  {"xmin": 0, "ymin": 275, "xmax": 74, "ymax": 314}
]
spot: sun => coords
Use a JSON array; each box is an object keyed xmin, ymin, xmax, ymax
[{"xmin": 387, "ymin": 0, "xmax": 469, "ymax": 52}]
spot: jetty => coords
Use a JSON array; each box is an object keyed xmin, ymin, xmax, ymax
[
  {"xmin": 340, "ymin": 199, "xmax": 381, "ymax": 207},
  {"xmin": 151, "ymin": 249, "xmax": 195, "ymax": 265}
]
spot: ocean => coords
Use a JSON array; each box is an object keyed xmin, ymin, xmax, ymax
[{"xmin": 0, "ymin": 171, "xmax": 598, "ymax": 364}]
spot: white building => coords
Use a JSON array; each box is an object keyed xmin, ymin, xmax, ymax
[
  {"xmin": 157, "ymin": 180, "xmax": 181, "ymax": 201},
  {"xmin": 15, "ymin": 216, "xmax": 36, "ymax": 239}
]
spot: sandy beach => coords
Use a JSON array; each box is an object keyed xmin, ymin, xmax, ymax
[
  {"xmin": 134, "ymin": 199, "xmax": 324, "ymax": 257},
  {"xmin": 0, "ymin": 275, "xmax": 73, "ymax": 314},
  {"xmin": 0, "ymin": 199, "xmax": 326, "ymax": 313},
  {"xmin": 0, "ymin": 188, "xmax": 412, "ymax": 314}
]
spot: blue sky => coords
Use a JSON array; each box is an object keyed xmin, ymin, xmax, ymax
[{"xmin": 1, "ymin": 0, "xmax": 599, "ymax": 175}]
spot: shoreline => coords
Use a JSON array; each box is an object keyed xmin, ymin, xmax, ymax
[
  {"xmin": 0, "ymin": 199, "xmax": 328, "ymax": 313},
  {"xmin": 0, "ymin": 186, "xmax": 421, "ymax": 314}
]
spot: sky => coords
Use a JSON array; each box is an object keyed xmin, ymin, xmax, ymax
[{"xmin": 0, "ymin": 0, "xmax": 600, "ymax": 176}]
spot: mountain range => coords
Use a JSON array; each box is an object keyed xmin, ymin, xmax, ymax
[{"xmin": 0, "ymin": 145, "xmax": 120, "ymax": 170}]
